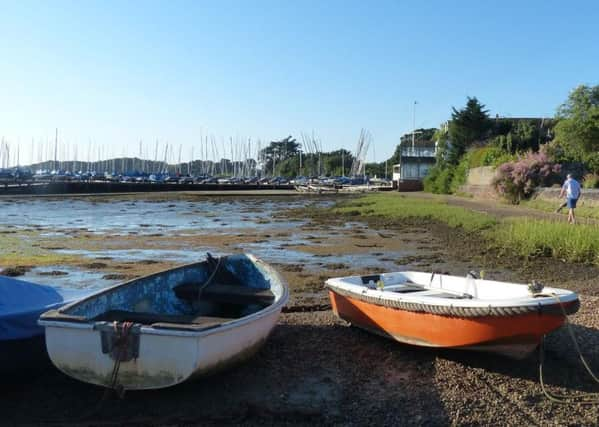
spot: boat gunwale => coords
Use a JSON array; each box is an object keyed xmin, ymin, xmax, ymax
[
  {"xmin": 39, "ymin": 254, "xmax": 289, "ymax": 338},
  {"xmin": 325, "ymin": 272, "xmax": 579, "ymax": 311}
]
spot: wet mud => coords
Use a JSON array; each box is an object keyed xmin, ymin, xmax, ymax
[{"xmin": 2, "ymin": 194, "xmax": 599, "ymax": 425}]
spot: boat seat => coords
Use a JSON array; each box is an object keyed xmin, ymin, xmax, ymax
[
  {"xmin": 92, "ymin": 310, "xmax": 235, "ymax": 327},
  {"xmin": 388, "ymin": 285, "xmax": 427, "ymax": 293},
  {"xmin": 174, "ymin": 282, "xmax": 275, "ymax": 306}
]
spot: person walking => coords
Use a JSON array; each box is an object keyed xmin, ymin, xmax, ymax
[{"xmin": 558, "ymin": 173, "xmax": 581, "ymax": 224}]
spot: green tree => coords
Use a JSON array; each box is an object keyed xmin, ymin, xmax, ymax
[
  {"xmin": 259, "ymin": 136, "xmax": 300, "ymax": 175},
  {"xmin": 553, "ymin": 85, "xmax": 599, "ymax": 166},
  {"xmin": 447, "ymin": 97, "xmax": 492, "ymax": 164},
  {"xmin": 271, "ymin": 149, "xmax": 356, "ymax": 178}
]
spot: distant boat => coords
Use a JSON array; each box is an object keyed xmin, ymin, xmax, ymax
[
  {"xmin": 295, "ymin": 184, "xmax": 338, "ymax": 194},
  {"xmin": 326, "ymin": 271, "xmax": 579, "ymax": 358},
  {"xmin": 0, "ymin": 276, "xmax": 89, "ymax": 372},
  {"xmin": 40, "ymin": 254, "xmax": 288, "ymax": 390},
  {"xmin": 0, "ymin": 169, "xmax": 15, "ymax": 184}
]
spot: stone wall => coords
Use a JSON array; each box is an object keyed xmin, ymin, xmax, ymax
[
  {"xmin": 466, "ymin": 166, "xmax": 495, "ymax": 186},
  {"xmin": 459, "ymin": 166, "xmax": 498, "ymax": 199}
]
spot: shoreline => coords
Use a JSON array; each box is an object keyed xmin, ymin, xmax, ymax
[{"xmin": 2, "ymin": 193, "xmax": 599, "ymax": 425}]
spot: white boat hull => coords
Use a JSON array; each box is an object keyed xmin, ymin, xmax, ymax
[
  {"xmin": 43, "ymin": 307, "xmax": 281, "ymax": 389},
  {"xmin": 39, "ymin": 254, "xmax": 288, "ymax": 390}
]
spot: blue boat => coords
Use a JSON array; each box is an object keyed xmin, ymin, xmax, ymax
[{"xmin": 0, "ymin": 276, "xmax": 89, "ymax": 375}]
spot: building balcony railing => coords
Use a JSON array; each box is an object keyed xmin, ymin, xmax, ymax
[{"xmin": 401, "ymin": 148, "xmax": 436, "ymax": 157}]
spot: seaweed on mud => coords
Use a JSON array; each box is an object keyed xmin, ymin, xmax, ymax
[
  {"xmin": 38, "ymin": 270, "xmax": 68, "ymax": 276},
  {"xmin": 324, "ymin": 263, "xmax": 348, "ymax": 270},
  {"xmin": 281, "ymin": 264, "xmax": 304, "ymax": 272},
  {"xmin": 0, "ymin": 265, "xmax": 32, "ymax": 276},
  {"xmin": 82, "ymin": 262, "xmax": 109, "ymax": 269}
]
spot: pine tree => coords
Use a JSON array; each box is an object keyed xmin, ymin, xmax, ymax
[{"xmin": 447, "ymin": 97, "xmax": 491, "ymax": 164}]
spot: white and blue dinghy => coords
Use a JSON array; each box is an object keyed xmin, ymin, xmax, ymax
[{"xmin": 39, "ymin": 254, "xmax": 288, "ymax": 390}]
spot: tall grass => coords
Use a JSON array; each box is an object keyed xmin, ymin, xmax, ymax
[
  {"xmin": 491, "ymin": 219, "xmax": 599, "ymax": 264},
  {"xmin": 336, "ymin": 193, "xmax": 599, "ymax": 265}
]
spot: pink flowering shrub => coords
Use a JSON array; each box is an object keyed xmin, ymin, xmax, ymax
[{"xmin": 492, "ymin": 148, "xmax": 561, "ymax": 203}]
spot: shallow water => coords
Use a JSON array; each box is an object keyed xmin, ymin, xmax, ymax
[
  {"xmin": 21, "ymin": 265, "xmax": 119, "ymax": 289},
  {"xmin": 0, "ymin": 198, "xmax": 325, "ymax": 235},
  {"xmin": 3, "ymin": 196, "xmax": 407, "ymax": 290}
]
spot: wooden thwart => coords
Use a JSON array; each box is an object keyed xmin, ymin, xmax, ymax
[
  {"xmin": 92, "ymin": 309, "xmax": 234, "ymax": 326},
  {"xmin": 174, "ymin": 282, "xmax": 275, "ymax": 306}
]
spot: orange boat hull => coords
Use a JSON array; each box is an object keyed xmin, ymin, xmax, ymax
[{"xmin": 329, "ymin": 290, "xmax": 573, "ymax": 357}]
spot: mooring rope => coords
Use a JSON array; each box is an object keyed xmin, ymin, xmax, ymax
[
  {"xmin": 539, "ymin": 293, "xmax": 599, "ymax": 404},
  {"xmin": 41, "ymin": 321, "xmax": 135, "ymax": 423},
  {"xmin": 106, "ymin": 320, "xmax": 134, "ymax": 398},
  {"xmin": 196, "ymin": 254, "xmax": 223, "ymax": 301}
]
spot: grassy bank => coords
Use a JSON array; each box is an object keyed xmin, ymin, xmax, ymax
[
  {"xmin": 522, "ymin": 198, "xmax": 599, "ymax": 220},
  {"xmin": 335, "ymin": 194, "xmax": 496, "ymax": 231},
  {"xmin": 336, "ymin": 193, "xmax": 599, "ymax": 265},
  {"xmin": 493, "ymin": 219, "xmax": 599, "ymax": 264}
]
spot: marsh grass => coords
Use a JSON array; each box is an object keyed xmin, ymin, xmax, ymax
[
  {"xmin": 334, "ymin": 193, "xmax": 496, "ymax": 231},
  {"xmin": 337, "ymin": 193, "xmax": 599, "ymax": 265},
  {"xmin": 0, "ymin": 233, "xmax": 77, "ymax": 267},
  {"xmin": 522, "ymin": 199, "xmax": 599, "ymax": 220},
  {"xmin": 491, "ymin": 219, "xmax": 599, "ymax": 264}
]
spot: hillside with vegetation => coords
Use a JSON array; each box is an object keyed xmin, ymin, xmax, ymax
[{"xmin": 422, "ymin": 84, "xmax": 599, "ymax": 202}]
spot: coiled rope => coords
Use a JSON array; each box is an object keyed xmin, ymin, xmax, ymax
[{"xmin": 539, "ymin": 293, "xmax": 599, "ymax": 404}]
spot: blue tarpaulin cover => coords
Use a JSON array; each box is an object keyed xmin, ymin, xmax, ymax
[{"xmin": 0, "ymin": 276, "xmax": 85, "ymax": 341}]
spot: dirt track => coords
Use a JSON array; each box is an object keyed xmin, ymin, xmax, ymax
[{"xmin": 3, "ymin": 194, "xmax": 599, "ymax": 426}]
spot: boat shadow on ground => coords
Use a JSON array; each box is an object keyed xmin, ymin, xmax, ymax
[
  {"xmin": 2, "ymin": 320, "xmax": 452, "ymax": 426},
  {"xmin": 435, "ymin": 322, "xmax": 599, "ymax": 394}
]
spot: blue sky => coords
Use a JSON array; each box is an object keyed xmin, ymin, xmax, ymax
[{"xmin": 1, "ymin": 0, "xmax": 598, "ymax": 165}]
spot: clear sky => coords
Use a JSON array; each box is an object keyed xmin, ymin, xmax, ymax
[{"xmin": 1, "ymin": 0, "xmax": 598, "ymax": 165}]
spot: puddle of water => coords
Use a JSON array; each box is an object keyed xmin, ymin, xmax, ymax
[
  {"xmin": 39, "ymin": 231, "xmax": 69, "ymax": 237},
  {"xmin": 21, "ymin": 265, "xmax": 117, "ymax": 290}
]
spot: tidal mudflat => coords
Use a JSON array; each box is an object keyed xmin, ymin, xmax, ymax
[{"xmin": 2, "ymin": 193, "xmax": 599, "ymax": 426}]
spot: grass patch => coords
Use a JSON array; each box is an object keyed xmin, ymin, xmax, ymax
[
  {"xmin": 334, "ymin": 193, "xmax": 496, "ymax": 232},
  {"xmin": 335, "ymin": 193, "xmax": 599, "ymax": 265},
  {"xmin": 0, "ymin": 233, "xmax": 77, "ymax": 267}
]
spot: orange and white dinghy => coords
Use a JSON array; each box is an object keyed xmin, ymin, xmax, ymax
[{"xmin": 326, "ymin": 271, "xmax": 580, "ymax": 358}]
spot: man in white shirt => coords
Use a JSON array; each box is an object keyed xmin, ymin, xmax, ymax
[{"xmin": 558, "ymin": 173, "xmax": 581, "ymax": 224}]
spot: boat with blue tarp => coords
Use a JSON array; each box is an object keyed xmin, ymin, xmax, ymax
[{"xmin": 0, "ymin": 275, "xmax": 90, "ymax": 373}]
